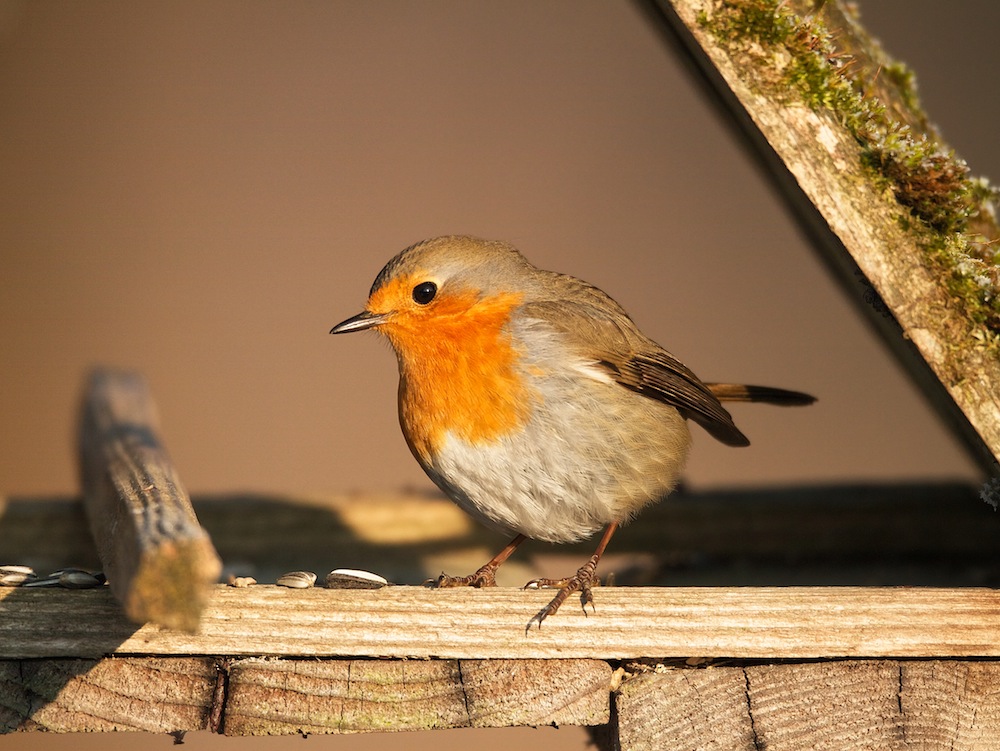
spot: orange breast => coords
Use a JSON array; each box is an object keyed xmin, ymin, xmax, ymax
[{"xmin": 378, "ymin": 289, "xmax": 529, "ymax": 463}]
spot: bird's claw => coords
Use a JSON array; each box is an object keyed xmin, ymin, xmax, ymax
[
  {"xmin": 525, "ymin": 610, "xmax": 547, "ymax": 633},
  {"xmin": 523, "ymin": 567, "xmax": 600, "ymax": 632},
  {"xmin": 522, "ymin": 576, "xmax": 568, "ymax": 590},
  {"xmin": 425, "ymin": 565, "xmax": 498, "ymax": 589}
]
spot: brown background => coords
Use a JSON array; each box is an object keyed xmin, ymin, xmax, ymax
[{"xmin": 1, "ymin": 1, "xmax": 998, "ymax": 749}]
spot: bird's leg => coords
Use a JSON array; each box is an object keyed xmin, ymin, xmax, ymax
[
  {"xmin": 427, "ymin": 534, "xmax": 527, "ymax": 588},
  {"xmin": 525, "ymin": 521, "xmax": 619, "ymax": 630}
]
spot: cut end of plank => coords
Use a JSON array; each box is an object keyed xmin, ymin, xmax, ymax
[{"xmin": 125, "ymin": 537, "xmax": 223, "ymax": 633}]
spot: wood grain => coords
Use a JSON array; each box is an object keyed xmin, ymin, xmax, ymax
[
  {"xmin": 0, "ymin": 657, "xmax": 217, "ymax": 733},
  {"xmin": 615, "ymin": 668, "xmax": 754, "ymax": 750},
  {"xmin": 223, "ymin": 659, "xmax": 467, "ymax": 735},
  {"xmin": 614, "ymin": 660, "xmax": 1000, "ymax": 750},
  {"xmin": 460, "ymin": 659, "xmax": 611, "ymax": 728},
  {"xmin": 223, "ymin": 658, "xmax": 610, "ymax": 735},
  {"xmin": 78, "ymin": 369, "xmax": 222, "ymax": 631},
  {"xmin": 3, "ymin": 585, "xmax": 1000, "ymax": 660}
]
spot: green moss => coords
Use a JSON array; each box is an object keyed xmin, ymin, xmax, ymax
[
  {"xmin": 696, "ymin": 0, "xmax": 798, "ymax": 45},
  {"xmin": 883, "ymin": 61, "xmax": 920, "ymax": 112},
  {"xmin": 860, "ymin": 125, "xmax": 974, "ymax": 234},
  {"xmin": 698, "ymin": 0, "xmax": 1000, "ymax": 345},
  {"xmin": 925, "ymin": 230, "xmax": 1000, "ymax": 333}
]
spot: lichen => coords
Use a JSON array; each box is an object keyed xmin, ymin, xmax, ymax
[{"xmin": 698, "ymin": 0, "xmax": 1000, "ymax": 348}]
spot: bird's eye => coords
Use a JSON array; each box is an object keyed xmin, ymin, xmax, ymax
[{"xmin": 412, "ymin": 281, "xmax": 437, "ymax": 305}]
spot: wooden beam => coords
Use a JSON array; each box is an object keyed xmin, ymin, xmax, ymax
[
  {"xmin": 640, "ymin": 0, "xmax": 1000, "ymax": 471},
  {"xmin": 78, "ymin": 368, "xmax": 221, "ymax": 632},
  {"xmin": 614, "ymin": 660, "xmax": 1000, "ymax": 750},
  {"xmin": 224, "ymin": 658, "xmax": 610, "ymax": 735},
  {"xmin": 8, "ymin": 655, "xmax": 1000, "ymax": 741},
  {"xmin": 1, "ymin": 482, "xmax": 992, "ymax": 584},
  {"xmin": 3, "ymin": 585, "xmax": 1000, "ymax": 660},
  {"xmin": 0, "ymin": 657, "xmax": 218, "ymax": 733},
  {"xmin": 0, "ymin": 656, "xmax": 609, "ymax": 734}
]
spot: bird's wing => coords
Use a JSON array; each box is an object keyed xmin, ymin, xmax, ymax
[{"xmin": 521, "ymin": 294, "xmax": 750, "ymax": 447}]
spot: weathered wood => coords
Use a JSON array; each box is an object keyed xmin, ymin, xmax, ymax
[
  {"xmin": 224, "ymin": 658, "xmax": 610, "ymax": 735},
  {"xmin": 614, "ymin": 660, "xmax": 1000, "ymax": 750},
  {"xmin": 0, "ymin": 656, "xmax": 608, "ymax": 735},
  {"xmin": 2, "ymin": 482, "xmax": 994, "ymax": 585},
  {"xmin": 78, "ymin": 369, "xmax": 222, "ymax": 631},
  {"xmin": 0, "ymin": 657, "xmax": 218, "ymax": 733},
  {"xmin": 642, "ymin": 0, "xmax": 1000, "ymax": 470},
  {"xmin": 615, "ymin": 665, "xmax": 754, "ymax": 749},
  {"xmin": 3, "ymin": 585, "xmax": 1000, "ymax": 660},
  {"xmin": 223, "ymin": 659, "xmax": 468, "ymax": 735},
  {"xmin": 8, "ymin": 655, "xmax": 1000, "ymax": 741}
]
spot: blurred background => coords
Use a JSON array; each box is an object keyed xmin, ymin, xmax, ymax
[{"xmin": 1, "ymin": 1, "xmax": 997, "ymax": 749}]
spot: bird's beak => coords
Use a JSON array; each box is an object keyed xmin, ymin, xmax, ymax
[{"xmin": 329, "ymin": 310, "xmax": 392, "ymax": 334}]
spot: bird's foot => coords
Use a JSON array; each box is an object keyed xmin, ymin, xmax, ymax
[
  {"xmin": 425, "ymin": 534, "xmax": 528, "ymax": 590},
  {"xmin": 425, "ymin": 562, "xmax": 499, "ymax": 589},
  {"xmin": 524, "ymin": 555, "xmax": 601, "ymax": 631}
]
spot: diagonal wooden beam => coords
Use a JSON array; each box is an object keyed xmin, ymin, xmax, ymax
[
  {"xmin": 638, "ymin": 0, "xmax": 1000, "ymax": 472},
  {"xmin": 78, "ymin": 368, "xmax": 221, "ymax": 631}
]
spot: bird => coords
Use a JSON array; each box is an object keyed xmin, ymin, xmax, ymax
[{"xmin": 330, "ymin": 235, "xmax": 815, "ymax": 629}]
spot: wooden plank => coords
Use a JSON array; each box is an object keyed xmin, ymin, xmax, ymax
[
  {"xmin": 78, "ymin": 368, "xmax": 222, "ymax": 632},
  {"xmin": 460, "ymin": 658, "xmax": 611, "ymax": 728},
  {"xmin": 0, "ymin": 657, "xmax": 217, "ymax": 733},
  {"xmin": 3, "ymin": 585, "xmax": 1000, "ymax": 660},
  {"xmin": 222, "ymin": 659, "xmax": 468, "ymax": 735},
  {"xmin": 641, "ymin": 0, "xmax": 1000, "ymax": 470},
  {"xmin": 614, "ymin": 660, "xmax": 1000, "ymax": 750},
  {"xmin": 8, "ymin": 655, "xmax": 1000, "ymax": 739},
  {"xmin": 0, "ymin": 657, "xmax": 608, "ymax": 734},
  {"xmin": 223, "ymin": 658, "xmax": 610, "ymax": 735},
  {"xmin": 614, "ymin": 665, "xmax": 754, "ymax": 750},
  {"xmin": 2, "ymin": 482, "xmax": 993, "ymax": 585}
]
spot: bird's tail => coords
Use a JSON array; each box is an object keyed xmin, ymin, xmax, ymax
[{"xmin": 706, "ymin": 383, "xmax": 816, "ymax": 406}]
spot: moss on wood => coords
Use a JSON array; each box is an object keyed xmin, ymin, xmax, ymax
[{"xmin": 698, "ymin": 0, "xmax": 1000, "ymax": 346}]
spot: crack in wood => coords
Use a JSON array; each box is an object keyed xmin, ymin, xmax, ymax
[
  {"xmin": 457, "ymin": 660, "xmax": 473, "ymax": 726},
  {"xmin": 897, "ymin": 662, "xmax": 906, "ymax": 746},
  {"xmin": 208, "ymin": 659, "xmax": 229, "ymax": 734},
  {"xmin": 743, "ymin": 668, "xmax": 763, "ymax": 751}
]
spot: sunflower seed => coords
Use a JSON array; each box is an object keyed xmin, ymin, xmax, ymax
[
  {"xmin": 228, "ymin": 575, "xmax": 257, "ymax": 588},
  {"xmin": 1, "ymin": 565, "xmax": 34, "ymax": 575},
  {"xmin": 276, "ymin": 571, "xmax": 316, "ymax": 589},
  {"xmin": 21, "ymin": 576, "xmax": 60, "ymax": 588},
  {"xmin": 49, "ymin": 568, "xmax": 90, "ymax": 578},
  {"xmin": 0, "ymin": 565, "xmax": 36, "ymax": 587},
  {"xmin": 58, "ymin": 570, "xmax": 103, "ymax": 589},
  {"xmin": 324, "ymin": 568, "xmax": 389, "ymax": 589}
]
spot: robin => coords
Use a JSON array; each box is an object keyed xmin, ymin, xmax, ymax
[{"xmin": 331, "ymin": 235, "xmax": 814, "ymax": 628}]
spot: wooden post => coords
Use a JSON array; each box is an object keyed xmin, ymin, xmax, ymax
[{"xmin": 78, "ymin": 369, "xmax": 221, "ymax": 632}]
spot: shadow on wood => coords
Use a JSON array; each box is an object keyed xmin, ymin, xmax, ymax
[{"xmin": 4, "ymin": 482, "xmax": 997, "ymax": 589}]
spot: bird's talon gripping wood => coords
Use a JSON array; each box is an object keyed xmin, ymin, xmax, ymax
[
  {"xmin": 331, "ymin": 236, "xmax": 815, "ymax": 627},
  {"xmin": 425, "ymin": 532, "xmax": 527, "ymax": 589},
  {"xmin": 428, "ymin": 568, "xmax": 497, "ymax": 589}
]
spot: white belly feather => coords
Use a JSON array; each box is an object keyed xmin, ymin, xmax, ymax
[{"xmin": 423, "ymin": 317, "xmax": 691, "ymax": 543}]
